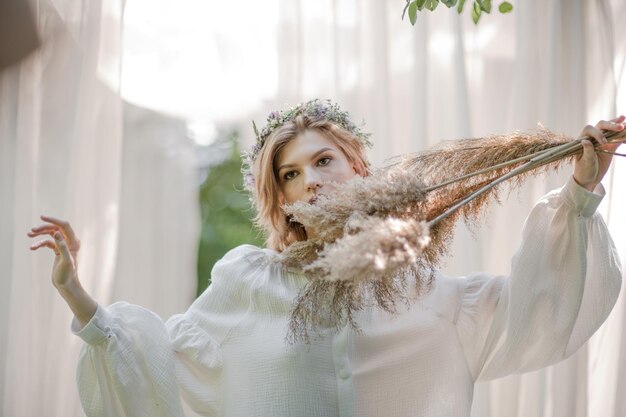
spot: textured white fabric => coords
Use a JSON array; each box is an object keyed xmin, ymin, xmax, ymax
[{"xmin": 71, "ymin": 177, "xmax": 621, "ymax": 417}]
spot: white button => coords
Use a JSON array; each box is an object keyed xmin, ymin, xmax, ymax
[{"xmin": 339, "ymin": 369, "xmax": 349, "ymax": 379}]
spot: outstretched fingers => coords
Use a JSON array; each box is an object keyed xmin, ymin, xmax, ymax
[
  {"xmin": 28, "ymin": 225, "xmax": 59, "ymax": 237},
  {"xmin": 30, "ymin": 232, "xmax": 73, "ymax": 260},
  {"xmin": 29, "ymin": 215, "xmax": 81, "ymax": 253},
  {"xmin": 30, "ymin": 238, "xmax": 60, "ymax": 256}
]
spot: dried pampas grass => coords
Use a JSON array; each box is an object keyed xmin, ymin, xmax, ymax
[{"xmin": 280, "ymin": 126, "xmax": 626, "ymax": 342}]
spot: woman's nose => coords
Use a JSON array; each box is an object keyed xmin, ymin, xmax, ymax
[{"xmin": 304, "ymin": 168, "xmax": 322, "ymax": 190}]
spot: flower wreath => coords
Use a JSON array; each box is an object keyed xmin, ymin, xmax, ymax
[{"xmin": 242, "ymin": 99, "xmax": 372, "ymax": 193}]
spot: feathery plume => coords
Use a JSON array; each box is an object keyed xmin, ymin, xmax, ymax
[{"xmin": 281, "ymin": 126, "xmax": 626, "ymax": 342}]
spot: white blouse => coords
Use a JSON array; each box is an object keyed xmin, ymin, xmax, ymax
[{"xmin": 72, "ymin": 177, "xmax": 622, "ymax": 417}]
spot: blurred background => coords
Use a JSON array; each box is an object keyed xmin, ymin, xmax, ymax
[{"xmin": 1, "ymin": 0, "xmax": 625, "ymax": 416}]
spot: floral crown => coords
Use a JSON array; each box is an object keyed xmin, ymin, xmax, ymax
[{"xmin": 242, "ymin": 99, "xmax": 372, "ymax": 192}]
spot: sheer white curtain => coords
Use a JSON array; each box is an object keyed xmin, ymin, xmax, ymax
[
  {"xmin": 0, "ymin": 1, "xmax": 198, "ymax": 416},
  {"xmin": 0, "ymin": 1, "xmax": 123, "ymax": 415},
  {"xmin": 1, "ymin": 0, "xmax": 624, "ymax": 416}
]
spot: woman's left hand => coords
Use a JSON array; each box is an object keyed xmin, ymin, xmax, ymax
[{"xmin": 573, "ymin": 115, "xmax": 625, "ymax": 191}]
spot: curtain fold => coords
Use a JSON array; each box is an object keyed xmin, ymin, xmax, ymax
[
  {"xmin": 1, "ymin": 1, "xmax": 198, "ymax": 416},
  {"xmin": 0, "ymin": 1, "xmax": 124, "ymax": 415}
]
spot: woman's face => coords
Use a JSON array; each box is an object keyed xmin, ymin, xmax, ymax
[{"xmin": 275, "ymin": 129, "xmax": 359, "ymax": 205}]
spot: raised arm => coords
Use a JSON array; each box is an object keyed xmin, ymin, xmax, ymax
[
  {"xmin": 455, "ymin": 116, "xmax": 624, "ymax": 381},
  {"xmin": 27, "ymin": 217, "xmax": 185, "ymax": 416},
  {"xmin": 28, "ymin": 215, "xmax": 97, "ymax": 327}
]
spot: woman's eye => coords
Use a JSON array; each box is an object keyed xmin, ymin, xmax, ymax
[
  {"xmin": 318, "ymin": 157, "xmax": 331, "ymax": 166},
  {"xmin": 283, "ymin": 171, "xmax": 297, "ymax": 181}
]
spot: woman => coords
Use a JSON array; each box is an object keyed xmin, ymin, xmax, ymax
[{"xmin": 29, "ymin": 101, "xmax": 624, "ymax": 417}]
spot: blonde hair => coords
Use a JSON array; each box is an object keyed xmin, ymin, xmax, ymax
[{"xmin": 252, "ymin": 115, "xmax": 370, "ymax": 251}]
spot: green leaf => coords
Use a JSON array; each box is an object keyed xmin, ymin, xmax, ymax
[
  {"xmin": 471, "ymin": 1, "xmax": 482, "ymax": 23},
  {"xmin": 408, "ymin": 1, "xmax": 418, "ymax": 25},
  {"xmin": 478, "ymin": 0, "xmax": 491, "ymax": 13},
  {"xmin": 416, "ymin": 0, "xmax": 427, "ymax": 10},
  {"xmin": 457, "ymin": 0, "xmax": 466, "ymax": 13},
  {"xmin": 402, "ymin": 0, "xmax": 410, "ymax": 20},
  {"xmin": 425, "ymin": 0, "xmax": 439, "ymax": 11},
  {"xmin": 499, "ymin": 1, "xmax": 513, "ymax": 13},
  {"xmin": 441, "ymin": 0, "xmax": 458, "ymax": 7}
]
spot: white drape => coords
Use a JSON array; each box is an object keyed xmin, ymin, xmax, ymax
[
  {"xmin": 1, "ymin": 0, "xmax": 624, "ymax": 416},
  {"xmin": 0, "ymin": 1, "xmax": 199, "ymax": 416}
]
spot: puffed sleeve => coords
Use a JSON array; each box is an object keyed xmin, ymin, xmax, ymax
[
  {"xmin": 72, "ymin": 244, "xmax": 262, "ymax": 417},
  {"xmin": 72, "ymin": 303, "xmax": 186, "ymax": 417},
  {"xmin": 454, "ymin": 176, "xmax": 622, "ymax": 382}
]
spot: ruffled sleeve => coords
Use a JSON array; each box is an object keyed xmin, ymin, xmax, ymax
[
  {"xmin": 72, "ymin": 244, "xmax": 265, "ymax": 417},
  {"xmin": 164, "ymin": 245, "xmax": 267, "ymax": 413},
  {"xmin": 454, "ymin": 176, "xmax": 622, "ymax": 382},
  {"xmin": 72, "ymin": 303, "xmax": 186, "ymax": 417}
]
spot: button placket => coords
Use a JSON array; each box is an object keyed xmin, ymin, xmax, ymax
[{"xmin": 332, "ymin": 323, "xmax": 354, "ymax": 417}]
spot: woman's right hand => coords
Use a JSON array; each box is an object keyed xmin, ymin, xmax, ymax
[
  {"xmin": 28, "ymin": 215, "xmax": 97, "ymax": 327},
  {"xmin": 28, "ymin": 215, "xmax": 81, "ymax": 289}
]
